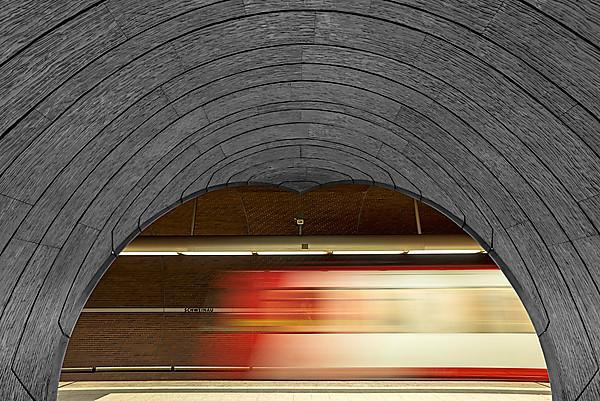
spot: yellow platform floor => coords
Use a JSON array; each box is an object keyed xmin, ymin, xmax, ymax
[{"xmin": 57, "ymin": 380, "xmax": 551, "ymax": 401}]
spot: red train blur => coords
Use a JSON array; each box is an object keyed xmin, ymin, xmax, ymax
[{"xmin": 189, "ymin": 265, "xmax": 548, "ymax": 381}]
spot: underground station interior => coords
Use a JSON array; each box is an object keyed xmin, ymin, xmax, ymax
[
  {"xmin": 1, "ymin": 1, "xmax": 600, "ymax": 400},
  {"xmin": 54, "ymin": 184, "xmax": 551, "ymax": 401}
]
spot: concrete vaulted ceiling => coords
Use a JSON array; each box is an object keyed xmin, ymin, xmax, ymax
[{"xmin": 0, "ymin": 1, "xmax": 599, "ymax": 400}]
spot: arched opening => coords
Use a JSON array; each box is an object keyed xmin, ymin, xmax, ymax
[
  {"xmin": 57, "ymin": 183, "xmax": 549, "ymax": 399},
  {"xmin": 2, "ymin": 2, "xmax": 599, "ymax": 401}
]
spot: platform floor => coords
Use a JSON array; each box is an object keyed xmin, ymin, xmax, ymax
[{"xmin": 57, "ymin": 380, "xmax": 551, "ymax": 400}]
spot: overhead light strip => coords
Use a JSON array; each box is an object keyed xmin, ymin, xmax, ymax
[
  {"xmin": 119, "ymin": 251, "xmax": 180, "ymax": 256},
  {"xmin": 119, "ymin": 235, "xmax": 486, "ymax": 256},
  {"xmin": 256, "ymin": 251, "xmax": 329, "ymax": 256},
  {"xmin": 178, "ymin": 251, "xmax": 254, "ymax": 256},
  {"xmin": 407, "ymin": 250, "xmax": 484, "ymax": 255},
  {"xmin": 119, "ymin": 250, "xmax": 486, "ymax": 256},
  {"xmin": 331, "ymin": 250, "xmax": 406, "ymax": 255}
]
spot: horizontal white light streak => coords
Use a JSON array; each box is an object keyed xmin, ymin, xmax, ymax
[
  {"xmin": 94, "ymin": 366, "xmax": 172, "ymax": 372},
  {"xmin": 256, "ymin": 251, "xmax": 329, "ymax": 256},
  {"xmin": 178, "ymin": 251, "xmax": 254, "ymax": 256},
  {"xmin": 120, "ymin": 250, "xmax": 485, "ymax": 256},
  {"xmin": 119, "ymin": 251, "xmax": 179, "ymax": 256},
  {"xmin": 121, "ymin": 235, "xmax": 485, "ymax": 256},
  {"xmin": 407, "ymin": 249, "xmax": 484, "ymax": 255},
  {"xmin": 331, "ymin": 250, "xmax": 407, "ymax": 255}
]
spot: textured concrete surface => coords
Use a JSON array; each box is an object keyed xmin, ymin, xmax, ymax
[{"xmin": 0, "ymin": 1, "xmax": 599, "ymax": 400}]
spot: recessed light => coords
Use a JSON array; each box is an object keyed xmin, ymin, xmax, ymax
[
  {"xmin": 331, "ymin": 250, "xmax": 407, "ymax": 255},
  {"xmin": 178, "ymin": 251, "xmax": 253, "ymax": 256},
  {"xmin": 256, "ymin": 251, "xmax": 329, "ymax": 256},
  {"xmin": 407, "ymin": 250, "xmax": 484, "ymax": 255},
  {"xmin": 119, "ymin": 252, "xmax": 180, "ymax": 256}
]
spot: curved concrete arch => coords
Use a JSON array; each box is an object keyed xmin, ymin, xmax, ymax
[
  {"xmin": 150, "ymin": 50, "xmax": 596, "ymax": 248},
  {"xmin": 1, "ymin": 1, "xmax": 600, "ymax": 401},
  {"xmin": 157, "ymin": 70, "xmax": 512, "ymax": 239},
  {"xmin": 128, "ymin": 133, "xmax": 549, "ymax": 317}
]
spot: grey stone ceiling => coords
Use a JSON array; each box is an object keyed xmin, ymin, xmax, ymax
[{"xmin": 0, "ymin": 1, "xmax": 599, "ymax": 400}]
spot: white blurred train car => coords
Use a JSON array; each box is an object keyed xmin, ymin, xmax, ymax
[
  {"xmin": 78, "ymin": 266, "xmax": 548, "ymax": 381},
  {"xmin": 215, "ymin": 267, "xmax": 548, "ymax": 381}
]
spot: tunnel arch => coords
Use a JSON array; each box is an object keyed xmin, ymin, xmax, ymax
[{"xmin": 0, "ymin": 2, "xmax": 599, "ymax": 401}]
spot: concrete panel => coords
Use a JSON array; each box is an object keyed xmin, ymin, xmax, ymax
[
  {"xmin": 301, "ymin": 144, "xmax": 399, "ymax": 189},
  {"xmin": 577, "ymin": 372, "xmax": 600, "ymax": 401},
  {"xmin": 163, "ymin": 46, "xmax": 303, "ymax": 106},
  {"xmin": 551, "ymin": 241, "xmax": 600, "ymax": 352},
  {"xmin": 0, "ymin": 195, "xmax": 31, "ymax": 253},
  {"xmin": 58, "ymin": 229, "xmax": 115, "ymax": 334},
  {"xmin": 490, "ymin": 229, "xmax": 548, "ymax": 334},
  {"xmin": 109, "ymin": 146, "xmax": 203, "ymax": 251},
  {"xmin": 139, "ymin": 146, "xmax": 226, "ymax": 231},
  {"xmin": 314, "ymin": 11, "xmax": 425, "ymax": 62},
  {"xmin": 0, "ymin": 244, "xmax": 60, "ymax": 377},
  {"xmin": 485, "ymin": 1, "xmax": 600, "ymax": 117},
  {"xmin": 12, "ymin": 225, "xmax": 98, "ymax": 401},
  {"xmin": 562, "ymin": 105, "xmax": 600, "ymax": 160},
  {"xmin": 108, "ymin": 0, "xmax": 245, "ymax": 38},
  {"xmin": 205, "ymin": 83, "xmax": 294, "ymax": 123},
  {"xmin": 508, "ymin": 222, "xmax": 597, "ymax": 400},
  {"xmin": 253, "ymin": 166, "xmax": 351, "ymax": 188},
  {"xmin": 301, "ymin": 45, "xmax": 445, "ymax": 100},
  {"xmin": 377, "ymin": 144, "xmax": 462, "ymax": 222},
  {"xmin": 572, "ymin": 235, "xmax": 600, "ymax": 301},
  {"xmin": 196, "ymin": 146, "xmax": 303, "ymax": 192},
  {"xmin": 0, "ymin": 4, "xmax": 125, "ymax": 136},
  {"xmin": 243, "ymin": 0, "xmax": 372, "ymax": 14},
  {"xmin": 80, "ymin": 106, "xmax": 206, "ymax": 230},
  {"xmin": 0, "ymin": 44, "xmax": 183, "ymax": 204},
  {"xmin": 418, "ymin": 36, "xmax": 600, "ymax": 203},
  {"xmin": 0, "ymin": 111, "xmax": 51, "ymax": 179},
  {"xmin": 370, "ymin": 0, "xmax": 578, "ymax": 117},
  {"xmin": 0, "ymin": 239, "xmax": 37, "ymax": 319},
  {"xmin": 518, "ymin": 0, "xmax": 600, "ymax": 45},
  {"xmin": 0, "ymin": 367, "xmax": 38, "ymax": 401},
  {"xmin": 13, "ymin": 89, "xmax": 171, "ymax": 247},
  {"xmin": 173, "ymin": 11, "xmax": 315, "ymax": 69},
  {"xmin": 401, "ymin": 142, "xmax": 494, "ymax": 246},
  {"xmin": 212, "ymin": 147, "xmax": 306, "ymax": 186},
  {"xmin": 0, "ymin": 0, "xmax": 101, "ymax": 64}
]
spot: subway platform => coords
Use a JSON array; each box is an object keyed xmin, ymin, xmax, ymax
[{"xmin": 57, "ymin": 380, "xmax": 551, "ymax": 401}]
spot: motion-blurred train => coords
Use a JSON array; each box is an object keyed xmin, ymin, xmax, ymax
[
  {"xmin": 75, "ymin": 264, "xmax": 548, "ymax": 381},
  {"xmin": 200, "ymin": 265, "xmax": 548, "ymax": 381}
]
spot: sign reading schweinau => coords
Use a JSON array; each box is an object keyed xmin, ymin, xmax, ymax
[
  {"xmin": 183, "ymin": 307, "xmax": 214, "ymax": 313},
  {"xmin": 81, "ymin": 307, "xmax": 222, "ymax": 313}
]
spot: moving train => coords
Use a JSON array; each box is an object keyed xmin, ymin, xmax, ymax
[
  {"xmin": 205, "ymin": 266, "xmax": 548, "ymax": 381},
  {"xmin": 73, "ymin": 265, "xmax": 548, "ymax": 381}
]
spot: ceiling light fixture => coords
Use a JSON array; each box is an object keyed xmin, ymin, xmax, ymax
[
  {"xmin": 256, "ymin": 251, "xmax": 329, "ymax": 256},
  {"xmin": 119, "ymin": 251, "xmax": 180, "ymax": 256},
  {"xmin": 407, "ymin": 249, "xmax": 484, "ymax": 255},
  {"xmin": 119, "ymin": 235, "xmax": 486, "ymax": 256},
  {"xmin": 178, "ymin": 251, "xmax": 254, "ymax": 256},
  {"xmin": 331, "ymin": 250, "xmax": 407, "ymax": 255}
]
